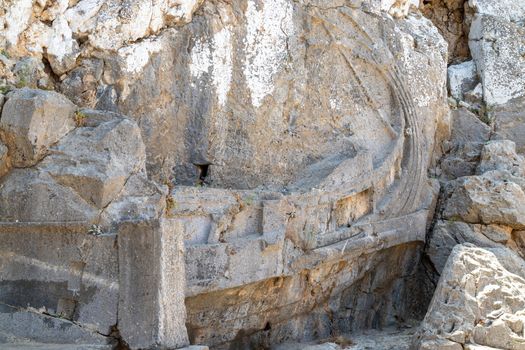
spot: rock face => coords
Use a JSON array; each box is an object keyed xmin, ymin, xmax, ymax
[
  {"xmin": 421, "ymin": 0, "xmax": 469, "ymax": 64},
  {"xmin": 0, "ymin": 0, "xmax": 453, "ymax": 348},
  {"xmin": 0, "ymin": 88, "xmax": 76, "ymax": 167},
  {"xmin": 415, "ymin": 244, "xmax": 525, "ymax": 350},
  {"xmin": 2, "ymin": 0, "xmax": 525, "ymax": 349},
  {"xmin": 469, "ymin": 15, "xmax": 525, "ymax": 106}
]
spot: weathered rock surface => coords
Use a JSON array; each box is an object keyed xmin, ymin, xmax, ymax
[
  {"xmin": 420, "ymin": 0, "xmax": 469, "ymax": 63},
  {"xmin": 0, "ymin": 89, "xmax": 180, "ymax": 349},
  {"xmin": 469, "ymin": 15, "xmax": 525, "ymax": 106},
  {"xmin": 2, "ymin": 0, "xmax": 509, "ymax": 349},
  {"xmin": 466, "ymin": 0, "xmax": 525, "ymax": 23},
  {"xmin": 427, "ymin": 221, "xmax": 503, "ymax": 274},
  {"xmin": 0, "ymin": 169, "xmax": 98, "ymax": 223},
  {"xmin": 0, "ymin": 0, "xmax": 205, "ymax": 75},
  {"xmin": 415, "ymin": 244, "xmax": 525, "ymax": 349},
  {"xmin": 0, "ymin": 88, "xmax": 76, "ymax": 167},
  {"xmin": 40, "ymin": 117, "xmax": 146, "ymax": 208},
  {"xmin": 443, "ymin": 171, "xmax": 525, "ymax": 228},
  {"xmin": 118, "ymin": 219, "xmax": 189, "ymax": 349},
  {"xmin": 493, "ymin": 97, "xmax": 525, "ymax": 154},
  {"xmin": 448, "ymin": 60, "xmax": 478, "ymax": 101},
  {"xmin": 0, "ymin": 305, "xmax": 113, "ymax": 346}
]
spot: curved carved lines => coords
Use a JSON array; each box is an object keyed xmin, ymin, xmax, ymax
[{"xmin": 312, "ymin": 7, "xmax": 425, "ymax": 218}]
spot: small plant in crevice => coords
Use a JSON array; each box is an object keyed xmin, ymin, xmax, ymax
[
  {"xmin": 0, "ymin": 85, "xmax": 12, "ymax": 94},
  {"xmin": 0, "ymin": 49, "xmax": 10, "ymax": 59},
  {"xmin": 478, "ymin": 104, "xmax": 495, "ymax": 125},
  {"xmin": 88, "ymin": 224, "xmax": 102, "ymax": 236},
  {"xmin": 165, "ymin": 195, "xmax": 177, "ymax": 217},
  {"xmin": 74, "ymin": 110, "xmax": 87, "ymax": 127}
]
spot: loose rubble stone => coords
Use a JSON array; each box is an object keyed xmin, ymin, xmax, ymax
[
  {"xmin": 449, "ymin": 107, "xmax": 490, "ymax": 146},
  {"xmin": 427, "ymin": 221, "xmax": 501, "ymax": 274},
  {"xmin": 440, "ymin": 142, "xmax": 485, "ymax": 180},
  {"xmin": 493, "ymin": 97, "xmax": 525, "ymax": 154},
  {"xmin": 12, "ymin": 57, "xmax": 50, "ymax": 89},
  {"xmin": 0, "ymin": 88, "xmax": 76, "ymax": 167},
  {"xmin": 443, "ymin": 171, "xmax": 525, "ymax": 229},
  {"xmin": 469, "ymin": 15, "xmax": 525, "ymax": 106},
  {"xmin": 40, "ymin": 117, "xmax": 146, "ymax": 208},
  {"xmin": 415, "ymin": 244, "xmax": 525, "ymax": 350},
  {"xmin": 448, "ymin": 60, "xmax": 478, "ymax": 100},
  {"xmin": 477, "ymin": 140, "xmax": 525, "ymax": 175}
]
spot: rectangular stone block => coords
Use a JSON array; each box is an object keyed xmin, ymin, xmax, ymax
[
  {"xmin": 118, "ymin": 219, "xmax": 189, "ymax": 349},
  {"xmin": 0, "ymin": 223, "xmax": 118, "ymax": 336}
]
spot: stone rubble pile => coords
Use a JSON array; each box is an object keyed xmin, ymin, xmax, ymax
[{"xmin": 414, "ymin": 1, "xmax": 525, "ymax": 348}]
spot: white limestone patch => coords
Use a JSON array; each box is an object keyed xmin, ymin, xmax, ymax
[
  {"xmin": 381, "ymin": 0, "xmax": 419, "ymax": 18},
  {"xmin": 165, "ymin": 0, "xmax": 203, "ymax": 24},
  {"xmin": 64, "ymin": 0, "xmax": 105, "ymax": 34},
  {"xmin": 190, "ymin": 38, "xmax": 212, "ymax": 81},
  {"xmin": 189, "ymin": 27, "xmax": 233, "ymax": 106},
  {"xmin": 211, "ymin": 28, "xmax": 233, "ymax": 107},
  {"xmin": 117, "ymin": 39, "xmax": 163, "ymax": 75},
  {"xmin": 243, "ymin": 0, "xmax": 295, "ymax": 108},
  {"xmin": 46, "ymin": 16, "xmax": 77, "ymax": 65},
  {"xmin": 468, "ymin": 0, "xmax": 525, "ymax": 23},
  {"xmin": 395, "ymin": 14, "xmax": 447, "ymax": 108},
  {"xmin": 3, "ymin": 0, "xmax": 33, "ymax": 46}
]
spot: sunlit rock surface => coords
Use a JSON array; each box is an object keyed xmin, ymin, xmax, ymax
[{"xmin": 3, "ymin": 0, "xmax": 525, "ymax": 349}]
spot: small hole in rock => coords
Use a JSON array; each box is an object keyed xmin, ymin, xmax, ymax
[
  {"xmin": 264, "ymin": 322, "xmax": 271, "ymax": 331},
  {"xmin": 194, "ymin": 163, "xmax": 210, "ymax": 185}
]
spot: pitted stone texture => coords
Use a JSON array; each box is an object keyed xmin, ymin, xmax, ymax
[
  {"xmin": 415, "ymin": 244, "xmax": 525, "ymax": 350},
  {"xmin": 40, "ymin": 118, "xmax": 146, "ymax": 209},
  {"xmin": 469, "ymin": 15, "xmax": 525, "ymax": 106},
  {"xmin": 493, "ymin": 97, "xmax": 525, "ymax": 154},
  {"xmin": 0, "ymin": 0, "xmax": 205, "ymax": 75},
  {"xmin": 0, "ymin": 88, "xmax": 76, "ymax": 167},
  {"xmin": 118, "ymin": 219, "xmax": 189, "ymax": 349},
  {"xmin": 420, "ymin": 0, "xmax": 469, "ymax": 63},
  {"xmin": 466, "ymin": 0, "xmax": 525, "ymax": 23},
  {"xmin": 477, "ymin": 140, "xmax": 525, "ymax": 176},
  {"xmin": 427, "ymin": 220, "xmax": 511, "ymax": 274},
  {"xmin": 447, "ymin": 61, "xmax": 478, "ymax": 101},
  {"xmin": 0, "ymin": 169, "xmax": 97, "ymax": 223}
]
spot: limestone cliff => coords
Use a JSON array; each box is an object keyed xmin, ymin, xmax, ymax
[{"xmin": 0, "ymin": 0, "xmax": 524, "ymax": 350}]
